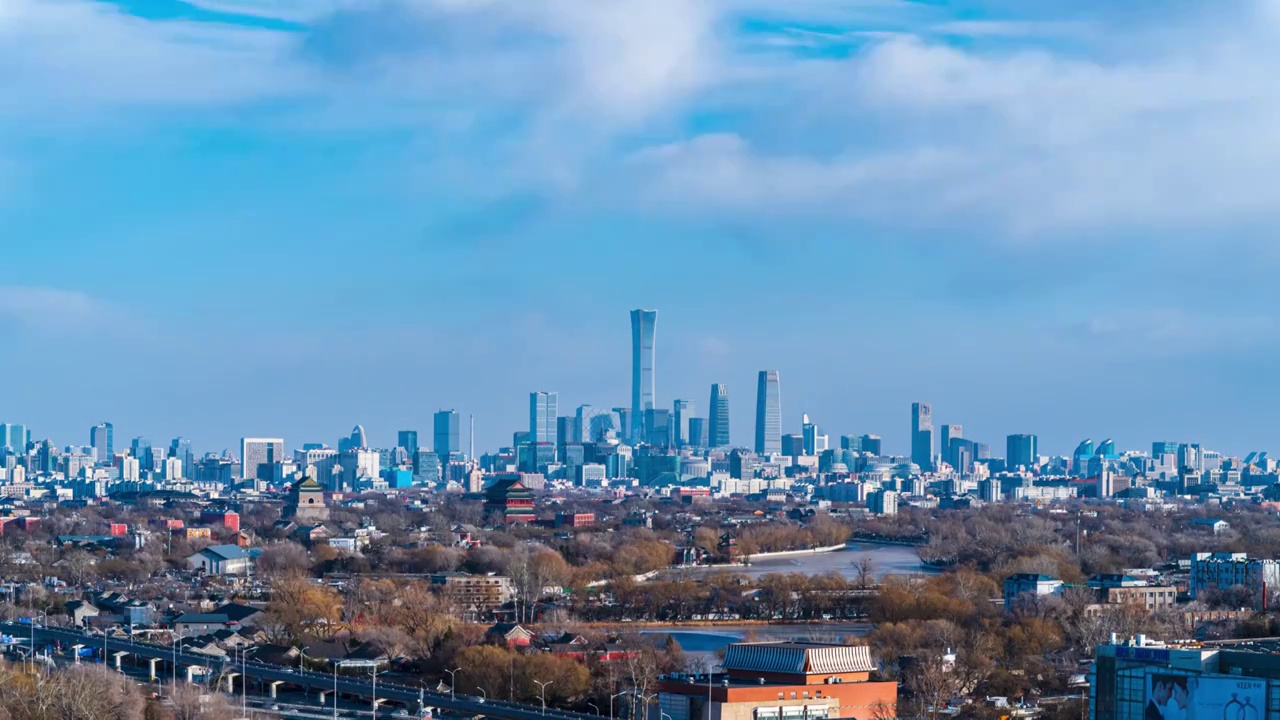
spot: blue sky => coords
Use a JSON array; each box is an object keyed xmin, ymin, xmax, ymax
[{"xmin": 3, "ymin": 0, "xmax": 1280, "ymax": 457}]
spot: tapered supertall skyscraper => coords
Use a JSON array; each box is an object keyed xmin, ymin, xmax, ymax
[
  {"xmin": 755, "ymin": 370, "xmax": 782, "ymax": 454},
  {"xmin": 709, "ymin": 384, "xmax": 730, "ymax": 448},
  {"xmin": 630, "ymin": 309, "xmax": 657, "ymax": 441}
]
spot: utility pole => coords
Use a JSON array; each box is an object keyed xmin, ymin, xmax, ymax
[{"xmin": 1075, "ymin": 511, "xmax": 1082, "ymax": 556}]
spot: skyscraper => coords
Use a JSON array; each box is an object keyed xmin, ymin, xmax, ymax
[
  {"xmin": 340, "ymin": 425, "xmax": 369, "ymax": 452},
  {"xmin": 1006, "ymin": 434, "xmax": 1039, "ymax": 471},
  {"xmin": 754, "ymin": 370, "xmax": 782, "ymax": 455},
  {"xmin": 687, "ymin": 418, "xmax": 708, "ymax": 448},
  {"xmin": 529, "ymin": 392, "xmax": 557, "ymax": 445},
  {"xmin": 131, "ymin": 437, "xmax": 154, "ymax": 470},
  {"xmin": 170, "ymin": 437, "xmax": 194, "ymax": 478},
  {"xmin": 434, "ymin": 410, "xmax": 460, "ymax": 458},
  {"xmin": 911, "ymin": 402, "xmax": 934, "ymax": 471},
  {"xmin": 673, "ymin": 399, "xmax": 693, "ymax": 448},
  {"xmin": 397, "ymin": 430, "xmax": 420, "ymax": 455},
  {"xmin": 709, "ymin": 384, "xmax": 730, "ymax": 448},
  {"xmin": 860, "ymin": 434, "xmax": 883, "ymax": 455},
  {"xmin": 241, "ymin": 437, "xmax": 284, "ymax": 482},
  {"xmin": 557, "ymin": 416, "xmax": 577, "ymax": 448},
  {"xmin": 0, "ymin": 424, "xmax": 27, "ymax": 453},
  {"xmin": 643, "ymin": 409, "xmax": 672, "ymax": 448},
  {"xmin": 939, "ymin": 424, "xmax": 961, "ymax": 467},
  {"xmin": 91, "ymin": 422, "xmax": 113, "ymax": 464},
  {"xmin": 630, "ymin": 309, "xmax": 657, "ymax": 441}
]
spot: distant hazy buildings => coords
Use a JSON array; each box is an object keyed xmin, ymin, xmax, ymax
[
  {"xmin": 0, "ymin": 424, "xmax": 26, "ymax": 453},
  {"xmin": 709, "ymin": 384, "xmax": 730, "ymax": 448},
  {"xmin": 131, "ymin": 437, "xmax": 154, "ymax": 470},
  {"xmin": 90, "ymin": 422, "xmax": 113, "ymax": 464},
  {"xmin": 644, "ymin": 409, "xmax": 672, "ymax": 449},
  {"xmin": 673, "ymin": 399, "xmax": 693, "ymax": 448},
  {"xmin": 940, "ymin": 424, "xmax": 961, "ymax": 467},
  {"xmin": 529, "ymin": 392, "xmax": 557, "ymax": 445},
  {"xmin": 170, "ymin": 437, "xmax": 194, "ymax": 478},
  {"xmin": 339, "ymin": 425, "xmax": 368, "ymax": 452},
  {"xmin": 630, "ymin": 309, "xmax": 657, "ymax": 441},
  {"xmin": 911, "ymin": 402, "xmax": 934, "ymax": 472},
  {"xmin": 1006, "ymin": 434, "xmax": 1039, "ymax": 471},
  {"xmin": 755, "ymin": 371, "xmax": 782, "ymax": 455},
  {"xmin": 434, "ymin": 410, "xmax": 460, "ymax": 458},
  {"xmin": 687, "ymin": 417, "xmax": 708, "ymax": 449},
  {"xmin": 397, "ymin": 430, "xmax": 419, "ymax": 456},
  {"xmin": 240, "ymin": 437, "xmax": 284, "ymax": 482}
]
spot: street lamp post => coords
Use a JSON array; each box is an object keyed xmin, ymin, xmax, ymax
[
  {"xmin": 534, "ymin": 680, "xmax": 554, "ymax": 716},
  {"xmin": 706, "ymin": 664, "xmax": 722, "ymax": 720},
  {"xmin": 445, "ymin": 667, "xmax": 462, "ymax": 700},
  {"xmin": 588, "ymin": 702, "xmax": 600, "ymax": 716},
  {"xmin": 638, "ymin": 693, "xmax": 656, "ymax": 720},
  {"xmin": 240, "ymin": 646, "xmax": 259, "ymax": 720},
  {"xmin": 610, "ymin": 691, "xmax": 629, "ymax": 720},
  {"xmin": 171, "ymin": 632, "xmax": 182, "ymax": 688},
  {"xmin": 370, "ymin": 667, "xmax": 391, "ymax": 720},
  {"xmin": 333, "ymin": 661, "xmax": 341, "ymax": 720},
  {"xmin": 29, "ymin": 610, "xmax": 47, "ymax": 671},
  {"xmin": 479, "ymin": 687, "xmax": 487, "ymax": 703}
]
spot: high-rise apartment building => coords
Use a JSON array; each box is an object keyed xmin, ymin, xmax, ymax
[
  {"xmin": 529, "ymin": 392, "xmax": 557, "ymax": 445},
  {"xmin": 709, "ymin": 384, "xmax": 730, "ymax": 448},
  {"xmin": 1006, "ymin": 434, "xmax": 1039, "ymax": 471},
  {"xmin": 241, "ymin": 437, "xmax": 284, "ymax": 482},
  {"xmin": 434, "ymin": 410, "xmax": 460, "ymax": 458},
  {"xmin": 911, "ymin": 402, "xmax": 934, "ymax": 471},
  {"xmin": 91, "ymin": 422, "xmax": 113, "ymax": 464},
  {"xmin": 755, "ymin": 371, "xmax": 782, "ymax": 455},
  {"xmin": 630, "ymin": 309, "xmax": 657, "ymax": 441},
  {"xmin": 397, "ymin": 430, "xmax": 419, "ymax": 456}
]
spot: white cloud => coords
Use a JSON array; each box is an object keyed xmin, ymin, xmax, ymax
[
  {"xmin": 0, "ymin": 0, "xmax": 311, "ymax": 112},
  {"xmin": 623, "ymin": 1, "xmax": 1280, "ymax": 238},
  {"xmin": 0, "ymin": 287, "xmax": 116, "ymax": 333},
  {"xmin": 538, "ymin": 0, "xmax": 719, "ymax": 122}
]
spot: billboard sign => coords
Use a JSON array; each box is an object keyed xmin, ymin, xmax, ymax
[{"xmin": 1146, "ymin": 674, "xmax": 1266, "ymax": 720}]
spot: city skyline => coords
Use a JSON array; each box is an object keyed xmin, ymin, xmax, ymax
[{"xmin": 2, "ymin": 296, "xmax": 1275, "ymax": 461}]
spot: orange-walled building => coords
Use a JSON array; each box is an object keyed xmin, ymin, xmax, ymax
[{"xmin": 653, "ymin": 643, "xmax": 896, "ymax": 720}]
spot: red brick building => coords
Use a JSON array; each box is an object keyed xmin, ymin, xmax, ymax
[
  {"xmin": 653, "ymin": 642, "xmax": 896, "ymax": 720},
  {"xmin": 200, "ymin": 511, "xmax": 240, "ymax": 533},
  {"xmin": 555, "ymin": 512, "xmax": 596, "ymax": 528}
]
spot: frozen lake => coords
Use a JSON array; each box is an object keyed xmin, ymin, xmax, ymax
[{"xmin": 675, "ymin": 542, "xmax": 935, "ymax": 580}]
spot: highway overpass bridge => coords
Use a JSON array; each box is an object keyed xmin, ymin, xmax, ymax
[{"xmin": 0, "ymin": 622, "xmax": 595, "ymax": 720}]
